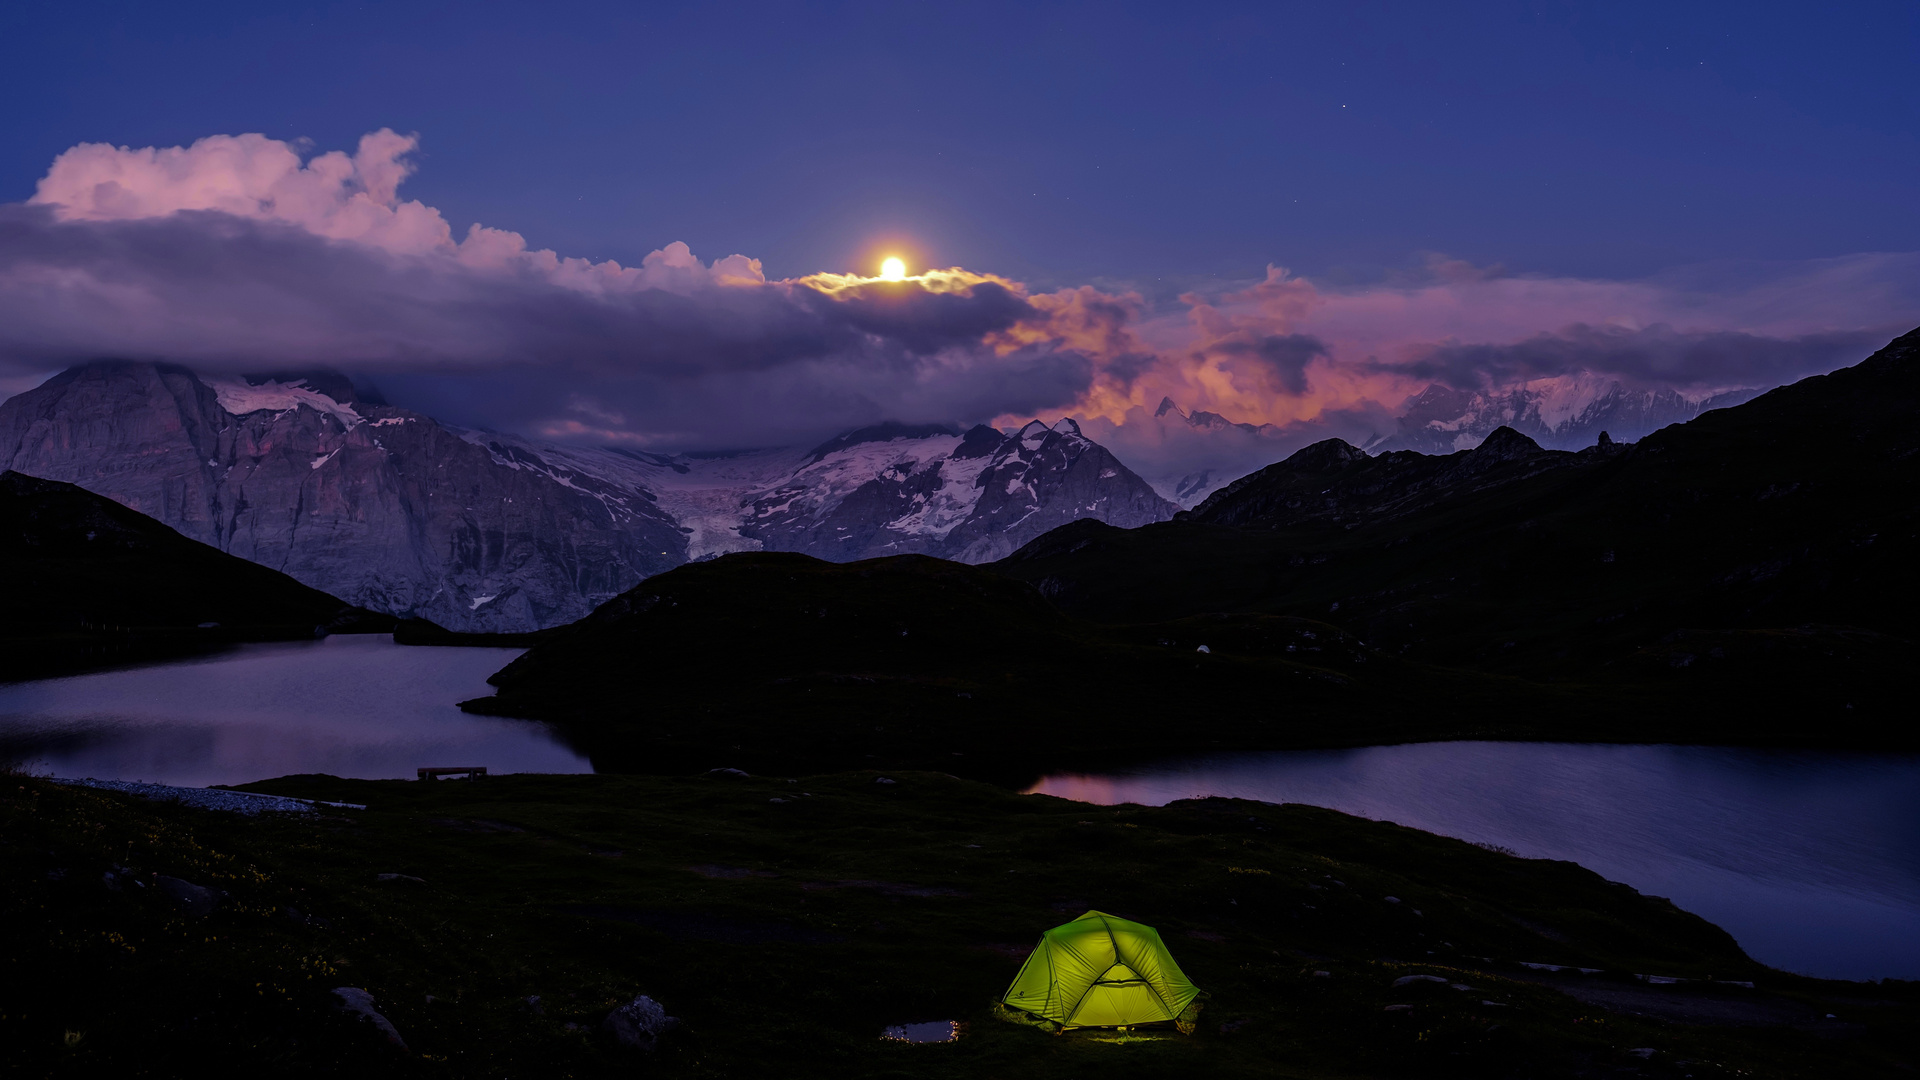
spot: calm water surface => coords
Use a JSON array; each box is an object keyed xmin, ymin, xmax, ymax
[
  {"xmin": 8, "ymin": 647, "xmax": 1913, "ymax": 982},
  {"xmin": 0, "ymin": 636, "xmax": 589, "ymax": 786},
  {"xmin": 1031, "ymin": 744, "xmax": 1920, "ymax": 982}
]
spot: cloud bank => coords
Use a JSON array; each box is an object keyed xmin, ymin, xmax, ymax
[
  {"xmin": 1381, "ymin": 324, "xmax": 1878, "ymax": 393},
  {"xmin": 6, "ymin": 130, "xmax": 1108, "ymax": 446},
  {"xmin": 3, "ymin": 129, "xmax": 1916, "ymax": 463}
]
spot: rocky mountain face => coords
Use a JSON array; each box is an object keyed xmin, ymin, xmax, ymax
[
  {"xmin": 1373, "ymin": 376, "xmax": 1761, "ymax": 454},
  {"xmin": 737, "ymin": 419, "xmax": 1174, "ymax": 563},
  {"xmin": 0, "ymin": 363, "xmax": 1174, "ymax": 631},
  {"xmin": 1154, "ymin": 396, "xmax": 1281, "ymax": 438},
  {"xmin": 0, "ymin": 363, "xmax": 687, "ymax": 632},
  {"xmin": 1147, "ymin": 397, "xmax": 1292, "ymax": 504},
  {"xmin": 460, "ymin": 419, "xmax": 1175, "ymax": 566},
  {"xmin": 0, "ymin": 469, "xmax": 386, "ymax": 680}
]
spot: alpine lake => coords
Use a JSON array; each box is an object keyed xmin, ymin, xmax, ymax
[{"xmin": 4, "ymin": 638, "xmax": 1917, "ymax": 1077}]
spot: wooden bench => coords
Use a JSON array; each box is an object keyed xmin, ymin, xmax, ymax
[{"xmin": 417, "ymin": 766, "xmax": 488, "ymax": 781}]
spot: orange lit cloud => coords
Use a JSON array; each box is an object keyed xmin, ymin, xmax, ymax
[{"xmin": 5, "ymin": 128, "xmax": 1915, "ymax": 469}]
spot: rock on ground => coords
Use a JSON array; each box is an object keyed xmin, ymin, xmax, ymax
[
  {"xmin": 332, "ymin": 987, "xmax": 407, "ymax": 1049},
  {"xmin": 154, "ymin": 875, "xmax": 223, "ymax": 918},
  {"xmin": 602, "ymin": 995, "xmax": 679, "ymax": 1052}
]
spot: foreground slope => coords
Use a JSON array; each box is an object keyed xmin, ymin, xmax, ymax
[
  {"xmin": 13, "ymin": 770, "xmax": 1910, "ymax": 1079},
  {"xmin": 0, "ymin": 470, "xmax": 386, "ymax": 680},
  {"xmin": 995, "ymin": 328, "xmax": 1920, "ymax": 731}
]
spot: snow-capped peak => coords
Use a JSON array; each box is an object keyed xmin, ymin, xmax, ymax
[{"xmin": 1371, "ymin": 372, "xmax": 1766, "ymax": 455}]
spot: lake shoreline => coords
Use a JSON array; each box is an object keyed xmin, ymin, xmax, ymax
[
  {"xmin": 0, "ymin": 636, "xmax": 578, "ymax": 789},
  {"xmin": 8, "ymin": 641, "xmax": 1913, "ymax": 984},
  {"xmin": 9, "ymin": 768, "xmax": 1916, "ymax": 1077},
  {"xmin": 1029, "ymin": 743, "xmax": 1920, "ymax": 983}
]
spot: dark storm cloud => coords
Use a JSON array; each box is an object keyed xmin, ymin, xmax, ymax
[
  {"xmin": 0, "ymin": 206, "xmax": 1036, "ymax": 371},
  {"xmin": 1385, "ymin": 323, "xmax": 1882, "ymax": 392},
  {"xmin": 1092, "ymin": 351, "xmax": 1164, "ymax": 390},
  {"xmin": 0, "ymin": 205, "xmax": 1094, "ymax": 446},
  {"xmin": 1251, "ymin": 333, "xmax": 1331, "ymax": 395},
  {"xmin": 378, "ymin": 338, "xmax": 1097, "ymax": 451}
]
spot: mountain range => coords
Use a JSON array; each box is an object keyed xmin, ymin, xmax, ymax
[
  {"xmin": 1370, "ymin": 376, "xmax": 1763, "ymax": 454},
  {"xmin": 472, "ymin": 326, "xmax": 1920, "ymax": 775},
  {"xmin": 997, "ymin": 327, "xmax": 1920, "ymax": 726},
  {"xmin": 0, "ymin": 363, "xmax": 1173, "ymax": 632},
  {"xmin": 475, "ymin": 416, "xmax": 1174, "ymax": 565},
  {"xmin": 1129, "ymin": 373, "xmax": 1763, "ymax": 510}
]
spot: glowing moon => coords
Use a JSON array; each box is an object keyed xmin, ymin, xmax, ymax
[{"xmin": 879, "ymin": 257, "xmax": 906, "ymax": 280}]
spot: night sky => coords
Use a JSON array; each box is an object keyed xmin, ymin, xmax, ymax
[{"xmin": 1, "ymin": 1, "xmax": 1915, "ymax": 473}]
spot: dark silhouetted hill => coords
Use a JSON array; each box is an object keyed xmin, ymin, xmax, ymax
[
  {"xmin": 464, "ymin": 329, "xmax": 1920, "ymax": 776},
  {"xmin": 465, "ymin": 552, "xmax": 1545, "ymax": 781},
  {"xmin": 994, "ymin": 328, "xmax": 1920, "ymax": 732},
  {"xmin": 1, "ymin": 470, "xmax": 391, "ymax": 680}
]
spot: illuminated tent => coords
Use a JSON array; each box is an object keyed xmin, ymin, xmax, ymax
[{"xmin": 1000, "ymin": 910, "xmax": 1204, "ymax": 1029}]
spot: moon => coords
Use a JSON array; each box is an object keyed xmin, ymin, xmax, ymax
[{"xmin": 879, "ymin": 257, "xmax": 906, "ymax": 281}]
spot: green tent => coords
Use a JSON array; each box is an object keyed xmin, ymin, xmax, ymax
[{"xmin": 1000, "ymin": 911, "xmax": 1203, "ymax": 1029}]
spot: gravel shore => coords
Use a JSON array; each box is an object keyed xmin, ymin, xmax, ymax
[{"xmin": 48, "ymin": 777, "xmax": 362, "ymax": 814}]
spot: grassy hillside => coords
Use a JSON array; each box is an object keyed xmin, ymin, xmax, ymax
[
  {"xmin": 7, "ymin": 769, "xmax": 1912, "ymax": 1078},
  {"xmin": 466, "ymin": 551, "xmax": 1587, "ymax": 782}
]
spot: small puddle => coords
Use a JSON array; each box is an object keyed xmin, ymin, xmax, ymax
[{"xmin": 881, "ymin": 1021, "xmax": 959, "ymax": 1043}]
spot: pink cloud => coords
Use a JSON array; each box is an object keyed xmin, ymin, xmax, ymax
[
  {"xmin": 30, "ymin": 129, "xmax": 767, "ymax": 294},
  {"xmin": 1061, "ymin": 254, "xmax": 1920, "ymax": 433},
  {"xmin": 5, "ymin": 128, "xmax": 1916, "ymax": 470},
  {"xmin": 35, "ymin": 130, "xmax": 451, "ymax": 253}
]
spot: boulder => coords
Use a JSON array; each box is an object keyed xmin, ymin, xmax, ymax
[
  {"xmin": 332, "ymin": 987, "xmax": 406, "ymax": 1049},
  {"xmin": 602, "ymin": 995, "xmax": 679, "ymax": 1052},
  {"xmin": 154, "ymin": 875, "xmax": 222, "ymax": 917}
]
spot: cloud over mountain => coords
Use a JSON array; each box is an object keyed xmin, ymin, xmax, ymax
[
  {"xmin": 1383, "ymin": 324, "xmax": 1880, "ymax": 393},
  {"xmin": 2, "ymin": 129, "xmax": 1915, "ymax": 456},
  {"xmin": 2, "ymin": 130, "xmax": 1116, "ymax": 447}
]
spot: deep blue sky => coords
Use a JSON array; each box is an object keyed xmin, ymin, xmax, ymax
[{"xmin": 4, "ymin": 1, "xmax": 1914, "ymax": 294}]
